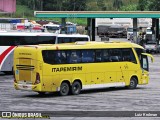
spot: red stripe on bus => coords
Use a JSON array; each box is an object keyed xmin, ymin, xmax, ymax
[{"xmin": 0, "ymin": 46, "xmax": 15, "ymax": 64}]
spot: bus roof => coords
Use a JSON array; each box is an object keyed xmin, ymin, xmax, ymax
[
  {"xmin": 56, "ymin": 34, "xmax": 89, "ymax": 38},
  {"xmin": 0, "ymin": 31, "xmax": 89, "ymax": 37},
  {"xmin": 0, "ymin": 32, "xmax": 57, "ymax": 36},
  {"xmin": 25, "ymin": 41, "xmax": 144, "ymax": 50}
]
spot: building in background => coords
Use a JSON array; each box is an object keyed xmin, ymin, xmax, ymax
[{"xmin": 0, "ymin": 0, "xmax": 16, "ymax": 13}]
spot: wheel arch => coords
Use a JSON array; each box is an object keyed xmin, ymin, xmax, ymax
[
  {"xmin": 130, "ymin": 75, "xmax": 138, "ymax": 84},
  {"xmin": 61, "ymin": 80, "xmax": 71, "ymax": 87}
]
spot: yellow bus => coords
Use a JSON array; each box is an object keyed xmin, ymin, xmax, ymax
[{"xmin": 13, "ymin": 41, "xmax": 154, "ymax": 96}]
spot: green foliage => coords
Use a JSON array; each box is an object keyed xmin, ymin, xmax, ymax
[
  {"xmin": 148, "ymin": 0, "xmax": 160, "ymax": 11},
  {"xmin": 42, "ymin": 0, "xmax": 87, "ymax": 11},
  {"xmin": 120, "ymin": 4, "xmax": 138, "ymax": 11},
  {"xmin": 137, "ymin": 0, "xmax": 149, "ymax": 11},
  {"xmin": 12, "ymin": 5, "xmax": 34, "ymax": 18},
  {"xmin": 5, "ymin": 0, "xmax": 160, "ymax": 25},
  {"xmin": 97, "ymin": 0, "xmax": 107, "ymax": 10},
  {"xmin": 113, "ymin": 0, "xmax": 123, "ymax": 10}
]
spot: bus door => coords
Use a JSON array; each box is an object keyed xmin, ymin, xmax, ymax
[
  {"xmin": 140, "ymin": 53, "xmax": 154, "ymax": 84},
  {"xmin": 134, "ymin": 48, "xmax": 154, "ymax": 84},
  {"xmin": 141, "ymin": 53, "xmax": 154, "ymax": 71}
]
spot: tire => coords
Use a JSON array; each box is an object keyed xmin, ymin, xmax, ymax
[
  {"xmin": 71, "ymin": 81, "xmax": 81, "ymax": 95},
  {"xmin": 128, "ymin": 77, "xmax": 137, "ymax": 89},
  {"xmin": 59, "ymin": 82, "xmax": 70, "ymax": 96}
]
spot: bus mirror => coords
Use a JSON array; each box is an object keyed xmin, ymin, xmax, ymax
[{"xmin": 141, "ymin": 53, "xmax": 154, "ymax": 63}]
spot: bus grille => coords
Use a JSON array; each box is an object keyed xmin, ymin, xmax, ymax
[{"xmin": 16, "ymin": 65, "xmax": 35, "ymax": 71}]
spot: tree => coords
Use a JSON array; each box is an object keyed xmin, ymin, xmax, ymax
[
  {"xmin": 137, "ymin": 0, "xmax": 149, "ymax": 11},
  {"xmin": 120, "ymin": 4, "xmax": 138, "ymax": 11},
  {"xmin": 148, "ymin": 0, "xmax": 160, "ymax": 11},
  {"xmin": 66, "ymin": 0, "xmax": 87, "ymax": 11},
  {"xmin": 113, "ymin": 0, "xmax": 123, "ymax": 10},
  {"xmin": 97, "ymin": 0, "xmax": 107, "ymax": 11}
]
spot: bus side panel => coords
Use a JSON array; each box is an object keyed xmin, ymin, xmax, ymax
[{"xmin": 1, "ymin": 51, "xmax": 13, "ymax": 72}]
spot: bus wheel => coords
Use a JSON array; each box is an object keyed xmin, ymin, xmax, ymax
[
  {"xmin": 71, "ymin": 81, "xmax": 81, "ymax": 95},
  {"xmin": 60, "ymin": 82, "xmax": 70, "ymax": 96},
  {"xmin": 128, "ymin": 77, "xmax": 137, "ymax": 89}
]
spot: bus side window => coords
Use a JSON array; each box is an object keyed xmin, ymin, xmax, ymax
[
  {"xmin": 95, "ymin": 50, "xmax": 102, "ymax": 62},
  {"xmin": 70, "ymin": 38, "xmax": 76, "ymax": 42},
  {"xmin": 55, "ymin": 51, "xmax": 67, "ymax": 64},
  {"xmin": 42, "ymin": 50, "xmax": 55, "ymax": 64},
  {"xmin": 58, "ymin": 37, "xmax": 65, "ymax": 43},
  {"xmin": 122, "ymin": 49, "xmax": 137, "ymax": 63},
  {"xmin": 102, "ymin": 50, "xmax": 109, "ymax": 62},
  {"xmin": 109, "ymin": 49, "xmax": 122, "ymax": 62},
  {"xmin": 69, "ymin": 50, "xmax": 81, "ymax": 63},
  {"xmin": 58, "ymin": 37, "xmax": 71, "ymax": 43},
  {"xmin": 82, "ymin": 50, "xmax": 94, "ymax": 63}
]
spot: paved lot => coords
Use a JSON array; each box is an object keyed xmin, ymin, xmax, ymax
[{"xmin": 0, "ymin": 38, "xmax": 160, "ymax": 120}]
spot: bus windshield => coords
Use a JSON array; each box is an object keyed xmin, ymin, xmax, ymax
[{"xmin": 134, "ymin": 48, "xmax": 154, "ymax": 71}]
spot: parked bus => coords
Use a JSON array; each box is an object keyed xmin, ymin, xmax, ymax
[
  {"xmin": 13, "ymin": 41, "xmax": 153, "ymax": 96},
  {"xmin": 0, "ymin": 32, "xmax": 90, "ymax": 74}
]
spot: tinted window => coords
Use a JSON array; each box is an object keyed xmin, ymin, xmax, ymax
[
  {"xmin": 57, "ymin": 37, "xmax": 88, "ymax": 43},
  {"xmin": 122, "ymin": 48, "xmax": 136, "ymax": 63},
  {"xmin": 42, "ymin": 48, "xmax": 137, "ymax": 64},
  {"xmin": 42, "ymin": 50, "xmax": 55, "ymax": 64},
  {"xmin": 109, "ymin": 49, "xmax": 122, "ymax": 62},
  {"xmin": 82, "ymin": 50, "xmax": 94, "ymax": 63},
  {"xmin": 135, "ymin": 48, "xmax": 145, "ymax": 61},
  {"xmin": 95, "ymin": 49, "xmax": 109, "ymax": 62},
  {"xmin": 0, "ymin": 36, "xmax": 56, "ymax": 46},
  {"xmin": 68, "ymin": 50, "xmax": 82, "ymax": 63}
]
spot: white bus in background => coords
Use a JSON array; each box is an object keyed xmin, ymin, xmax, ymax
[
  {"xmin": 0, "ymin": 32, "xmax": 90, "ymax": 74},
  {"xmin": 43, "ymin": 23, "xmax": 60, "ymax": 33}
]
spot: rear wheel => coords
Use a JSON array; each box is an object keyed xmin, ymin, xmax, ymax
[
  {"xmin": 71, "ymin": 81, "xmax": 81, "ymax": 95},
  {"xmin": 128, "ymin": 77, "xmax": 137, "ymax": 89},
  {"xmin": 59, "ymin": 82, "xmax": 70, "ymax": 96}
]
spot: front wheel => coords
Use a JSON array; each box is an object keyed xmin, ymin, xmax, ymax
[
  {"xmin": 59, "ymin": 82, "xmax": 70, "ymax": 96},
  {"xmin": 128, "ymin": 77, "xmax": 137, "ymax": 89},
  {"xmin": 71, "ymin": 81, "xmax": 81, "ymax": 95}
]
